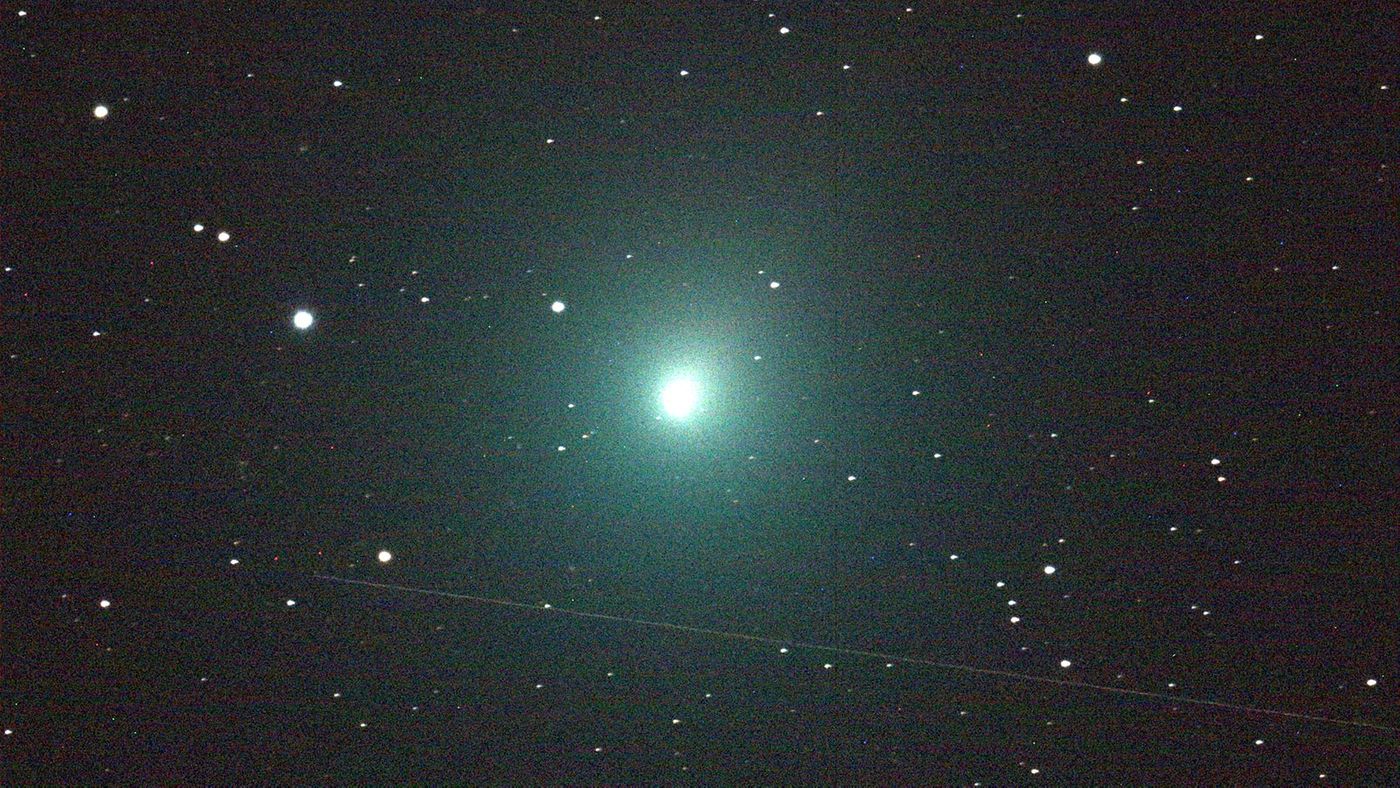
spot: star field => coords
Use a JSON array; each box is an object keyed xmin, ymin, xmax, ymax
[{"xmin": 6, "ymin": 3, "xmax": 1398, "ymax": 784}]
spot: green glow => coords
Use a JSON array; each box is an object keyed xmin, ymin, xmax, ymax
[{"xmin": 660, "ymin": 377, "xmax": 701, "ymax": 419}]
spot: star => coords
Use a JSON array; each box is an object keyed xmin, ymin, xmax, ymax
[
  {"xmin": 551, "ymin": 300, "xmax": 566, "ymax": 313},
  {"xmin": 1087, "ymin": 52, "xmax": 1103, "ymax": 65},
  {"xmin": 292, "ymin": 310, "xmax": 315, "ymax": 330},
  {"xmin": 93, "ymin": 104, "xmax": 109, "ymax": 119}
]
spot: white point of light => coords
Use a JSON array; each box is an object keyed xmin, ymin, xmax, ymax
[
  {"xmin": 286, "ymin": 599, "xmax": 297, "ymax": 607},
  {"xmin": 99, "ymin": 599, "xmax": 111, "ymax": 609},
  {"xmin": 1043, "ymin": 565, "xmax": 1056, "ymax": 575},
  {"xmin": 1009, "ymin": 616, "xmax": 1020, "ymax": 623},
  {"xmin": 1210, "ymin": 458, "xmax": 1221, "ymax": 465},
  {"xmin": 332, "ymin": 80, "xmax": 343, "ymax": 88},
  {"xmin": 779, "ymin": 26, "xmax": 790, "ymax": 34},
  {"xmin": 377, "ymin": 550, "xmax": 393, "ymax": 563},
  {"xmin": 229, "ymin": 558, "xmax": 240, "ymax": 565},
  {"xmin": 1367, "ymin": 678, "xmax": 1378, "ymax": 687},
  {"xmin": 551, "ymin": 300, "xmax": 566, "ymax": 313},
  {"xmin": 769, "ymin": 281, "xmax": 780, "ymax": 289},
  {"xmin": 1087, "ymin": 52, "xmax": 1103, "ymax": 66},
  {"xmin": 93, "ymin": 104, "xmax": 109, "ymax": 119},
  {"xmin": 1172, "ymin": 105, "xmax": 1183, "ymax": 112},
  {"xmin": 660, "ymin": 377, "xmax": 700, "ymax": 419},
  {"xmin": 192, "ymin": 223, "xmax": 204, "ymax": 233},
  {"xmin": 1060, "ymin": 659, "xmax": 1072, "ymax": 668},
  {"xmin": 217, "ymin": 230, "xmax": 231, "ymax": 243},
  {"xmin": 292, "ymin": 310, "xmax": 315, "ymax": 330}
]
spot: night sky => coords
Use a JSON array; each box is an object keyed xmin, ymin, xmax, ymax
[{"xmin": 8, "ymin": 2, "xmax": 1399, "ymax": 783}]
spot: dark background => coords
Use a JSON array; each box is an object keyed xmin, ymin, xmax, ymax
[{"xmin": 5, "ymin": 2, "xmax": 1397, "ymax": 783}]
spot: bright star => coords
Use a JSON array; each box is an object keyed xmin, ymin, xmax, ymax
[
  {"xmin": 292, "ymin": 310, "xmax": 315, "ymax": 330},
  {"xmin": 660, "ymin": 377, "xmax": 700, "ymax": 419}
]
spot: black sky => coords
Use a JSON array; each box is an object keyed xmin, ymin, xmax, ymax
[{"xmin": 7, "ymin": 2, "xmax": 1399, "ymax": 783}]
